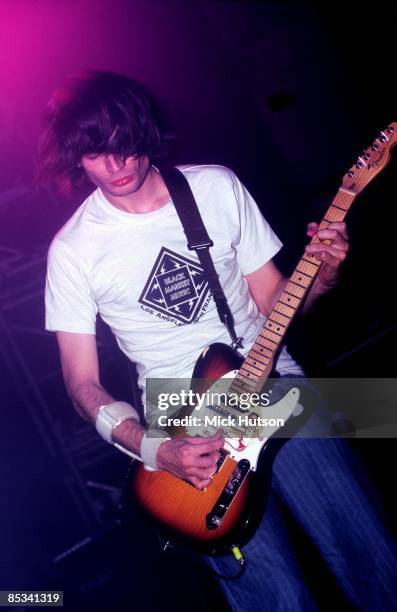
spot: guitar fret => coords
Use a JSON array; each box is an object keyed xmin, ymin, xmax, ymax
[
  {"xmin": 325, "ymin": 207, "xmax": 346, "ymax": 222},
  {"xmin": 251, "ymin": 345, "xmax": 273, "ymax": 360},
  {"xmin": 303, "ymin": 254, "xmax": 321, "ymax": 266},
  {"xmin": 262, "ymin": 329, "xmax": 283, "ymax": 344},
  {"xmin": 241, "ymin": 363, "xmax": 262, "ymax": 377},
  {"xmin": 265, "ymin": 319, "xmax": 285, "ymax": 336},
  {"xmin": 285, "ymin": 283, "xmax": 305, "ymax": 298},
  {"xmin": 303, "ymin": 257, "xmax": 321, "ymax": 269},
  {"xmin": 275, "ymin": 302, "xmax": 294, "ymax": 317},
  {"xmin": 236, "ymin": 369, "xmax": 256, "ymax": 382},
  {"xmin": 336, "ymin": 190, "xmax": 355, "ymax": 208},
  {"xmin": 250, "ymin": 347, "xmax": 272, "ymax": 361},
  {"xmin": 331, "ymin": 201, "xmax": 349, "ymax": 212},
  {"xmin": 291, "ymin": 271, "xmax": 313, "ymax": 288},
  {"xmin": 269, "ymin": 311, "xmax": 290, "ymax": 327},
  {"xmin": 292, "ymin": 269, "xmax": 313, "ymax": 280},
  {"xmin": 279, "ymin": 293, "xmax": 300, "ymax": 309},
  {"xmin": 246, "ymin": 357, "xmax": 268, "ymax": 372},
  {"xmin": 297, "ymin": 261, "xmax": 318, "ymax": 276},
  {"xmin": 319, "ymin": 220, "xmax": 331, "ymax": 230},
  {"xmin": 256, "ymin": 336, "xmax": 278, "ymax": 351}
]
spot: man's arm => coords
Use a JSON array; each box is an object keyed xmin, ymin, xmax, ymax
[
  {"xmin": 57, "ymin": 331, "xmax": 146, "ymax": 456},
  {"xmin": 245, "ymin": 221, "xmax": 349, "ymax": 315},
  {"xmin": 56, "ymin": 331, "xmax": 222, "ymax": 489}
]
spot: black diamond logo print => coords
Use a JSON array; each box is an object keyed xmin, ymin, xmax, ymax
[{"xmin": 138, "ymin": 247, "xmax": 211, "ymax": 323}]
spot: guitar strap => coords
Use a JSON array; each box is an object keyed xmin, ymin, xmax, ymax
[{"xmin": 160, "ymin": 166, "xmax": 243, "ymax": 349}]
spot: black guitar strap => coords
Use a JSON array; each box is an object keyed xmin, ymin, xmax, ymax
[{"xmin": 160, "ymin": 166, "xmax": 243, "ymax": 349}]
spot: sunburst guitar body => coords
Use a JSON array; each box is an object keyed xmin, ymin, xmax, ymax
[{"xmin": 129, "ymin": 343, "xmax": 302, "ymax": 555}]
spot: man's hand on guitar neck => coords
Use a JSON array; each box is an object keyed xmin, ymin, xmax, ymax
[
  {"xmin": 157, "ymin": 432, "xmax": 224, "ymax": 490},
  {"xmin": 305, "ymin": 221, "xmax": 349, "ymax": 287},
  {"xmin": 303, "ymin": 221, "xmax": 349, "ymax": 312}
]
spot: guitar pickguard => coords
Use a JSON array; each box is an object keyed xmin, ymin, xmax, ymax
[{"xmin": 186, "ymin": 369, "xmax": 300, "ymax": 471}]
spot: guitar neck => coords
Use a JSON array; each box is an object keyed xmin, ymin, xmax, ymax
[
  {"xmin": 228, "ymin": 122, "xmax": 397, "ymax": 396},
  {"xmin": 230, "ymin": 188, "xmax": 355, "ymax": 396}
]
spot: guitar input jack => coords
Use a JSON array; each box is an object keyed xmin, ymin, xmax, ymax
[{"xmin": 211, "ymin": 545, "xmax": 247, "ymax": 581}]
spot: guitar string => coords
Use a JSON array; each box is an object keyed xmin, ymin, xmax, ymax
[
  {"xmin": 232, "ymin": 143, "xmax": 377, "ymax": 399},
  {"xmin": 225, "ymin": 130, "xmax": 393, "ymax": 427}
]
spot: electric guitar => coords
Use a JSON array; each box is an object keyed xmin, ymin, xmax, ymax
[{"xmin": 127, "ymin": 123, "xmax": 397, "ymax": 555}]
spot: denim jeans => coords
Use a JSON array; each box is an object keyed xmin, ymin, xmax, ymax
[{"xmin": 206, "ymin": 379, "xmax": 397, "ymax": 611}]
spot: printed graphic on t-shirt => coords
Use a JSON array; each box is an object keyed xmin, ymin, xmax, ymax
[{"xmin": 138, "ymin": 247, "xmax": 211, "ymax": 324}]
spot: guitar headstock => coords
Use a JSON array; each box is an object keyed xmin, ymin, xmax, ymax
[{"xmin": 342, "ymin": 122, "xmax": 397, "ymax": 194}]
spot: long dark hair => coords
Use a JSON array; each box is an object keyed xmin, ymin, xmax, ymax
[{"xmin": 37, "ymin": 70, "xmax": 174, "ymax": 191}]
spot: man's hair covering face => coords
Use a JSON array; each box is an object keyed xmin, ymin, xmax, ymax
[{"xmin": 37, "ymin": 70, "xmax": 174, "ymax": 191}]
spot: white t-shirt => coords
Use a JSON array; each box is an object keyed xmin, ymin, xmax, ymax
[{"xmin": 45, "ymin": 164, "xmax": 303, "ymax": 407}]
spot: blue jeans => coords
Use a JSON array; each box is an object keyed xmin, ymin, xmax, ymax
[{"xmin": 206, "ymin": 380, "xmax": 397, "ymax": 611}]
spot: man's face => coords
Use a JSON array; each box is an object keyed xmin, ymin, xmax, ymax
[{"xmin": 80, "ymin": 153, "xmax": 151, "ymax": 203}]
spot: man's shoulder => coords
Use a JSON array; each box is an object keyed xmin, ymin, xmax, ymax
[
  {"xmin": 177, "ymin": 164, "xmax": 240, "ymax": 206},
  {"xmin": 176, "ymin": 163, "xmax": 238, "ymax": 186},
  {"xmin": 48, "ymin": 190, "xmax": 101, "ymax": 263},
  {"xmin": 51, "ymin": 189, "xmax": 98, "ymax": 245}
]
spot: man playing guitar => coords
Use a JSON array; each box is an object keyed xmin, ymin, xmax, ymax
[{"xmin": 39, "ymin": 70, "xmax": 396, "ymax": 610}]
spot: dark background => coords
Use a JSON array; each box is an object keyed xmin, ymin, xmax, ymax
[{"xmin": 1, "ymin": 1, "xmax": 396, "ymax": 610}]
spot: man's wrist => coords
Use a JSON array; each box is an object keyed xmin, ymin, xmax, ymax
[
  {"xmin": 140, "ymin": 430, "xmax": 171, "ymax": 470},
  {"xmin": 112, "ymin": 418, "xmax": 145, "ymax": 453},
  {"xmin": 94, "ymin": 401, "xmax": 171, "ymax": 468}
]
